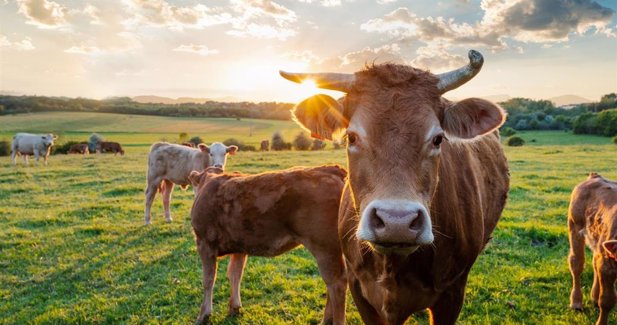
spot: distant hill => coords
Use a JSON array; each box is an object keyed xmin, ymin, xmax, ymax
[
  {"xmin": 549, "ymin": 95, "xmax": 592, "ymax": 107},
  {"xmin": 481, "ymin": 94, "xmax": 511, "ymax": 103},
  {"xmin": 132, "ymin": 95, "xmax": 241, "ymax": 104}
]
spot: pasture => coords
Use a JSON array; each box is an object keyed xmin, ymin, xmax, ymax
[{"xmin": 0, "ymin": 112, "xmax": 616, "ymax": 324}]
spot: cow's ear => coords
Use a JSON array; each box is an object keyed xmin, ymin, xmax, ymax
[
  {"xmin": 442, "ymin": 98, "xmax": 506, "ymax": 139},
  {"xmin": 188, "ymin": 170, "xmax": 203, "ymax": 186},
  {"xmin": 293, "ymin": 94, "xmax": 348, "ymax": 140},
  {"xmin": 226, "ymin": 145, "xmax": 238, "ymax": 155},
  {"xmin": 198, "ymin": 143, "xmax": 209, "ymax": 153},
  {"xmin": 602, "ymin": 240, "xmax": 617, "ymax": 260}
]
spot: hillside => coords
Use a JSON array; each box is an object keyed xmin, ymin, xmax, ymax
[{"xmin": 549, "ymin": 94, "xmax": 592, "ymax": 106}]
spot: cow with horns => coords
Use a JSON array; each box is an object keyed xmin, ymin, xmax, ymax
[{"xmin": 280, "ymin": 50, "xmax": 510, "ymax": 325}]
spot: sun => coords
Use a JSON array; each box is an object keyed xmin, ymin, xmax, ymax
[{"xmin": 298, "ymin": 79, "xmax": 319, "ymax": 97}]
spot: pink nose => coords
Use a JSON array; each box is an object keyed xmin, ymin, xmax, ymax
[{"xmin": 369, "ymin": 207, "xmax": 425, "ymax": 245}]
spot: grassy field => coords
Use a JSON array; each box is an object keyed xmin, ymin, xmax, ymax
[{"xmin": 0, "ymin": 112, "xmax": 616, "ymax": 324}]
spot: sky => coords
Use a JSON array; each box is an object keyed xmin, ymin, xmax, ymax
[{"xmin": 1, "ymin": 0, "xmax": 616, "ymax": 103}]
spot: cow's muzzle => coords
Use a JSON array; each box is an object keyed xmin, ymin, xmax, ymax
[{"xmin": 356, "ymin": 200, "xmax": 434, "ymax": 255}]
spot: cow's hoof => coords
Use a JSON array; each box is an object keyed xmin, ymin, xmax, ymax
[
  {"xmin": 165, "ymin": 218, "xmax": 173, "ymax": 223},
  {"xmin": 228, "ymin": 306, "xmax": 242, "ymax": 316},
  {"xmin": 195, "ymin": 315, "xmax": 211, "ymax": 325},
  {"xmin": 570, "ymin": 302, "xmax": 583, "ymax": 311}
]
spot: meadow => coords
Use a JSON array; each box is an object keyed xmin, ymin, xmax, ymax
[{"xmin": 0, "ymin": 112, "xmax": 616, "ymax": 324}]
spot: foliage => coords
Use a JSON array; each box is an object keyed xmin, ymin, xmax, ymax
[
  {"xmin": 613, "ymin": 136, "xmax": 617, "ymax": 145},
  {"xmin": 500, "ymin": 127, "xmax": 517, "ymax": 137},
  {"xmin": 0, "ymin": 140, "xmax": 9, "ymax": 156},
  {"xmin": 311, "ymin": 139, "xmax": 326, "ymax": 151},
  {"xmin": 293, "ymin": 132, "xmax": 312, "ymax": 151},
  {"xmin": 52, "ymin": 141, "xmax": 81, "ymax": 155},
  {"xmin": 88, "ymin": 133, "xmax": 104, "ymax": 152},
  {"xmin": 178, "ymin": 132, "xmax": 189, "ymax": 143},
  {"xmin": 573, "ymin": 109, "xmax": 617, "ymax": 137},
  {"xmin": 271, "ymin": 132, "xmax": 291, "ymax": 151},
  {"xmin": 505, "ymin": 136, "xmax": 525, "ymax": 146},
  {"xmin": 223, "ymin": 138, "xmax": 256, "ymax": 152},
  {"xmin": 189, "ymin": 136, "xmax": 203, "ymax": 146}
]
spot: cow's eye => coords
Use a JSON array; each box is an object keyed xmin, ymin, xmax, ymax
[
  {"xmin": 347, "ymin": 132, "xmax": 358, "ymax": 146},
  {"xmin": 432, "ymin": 134, "xmax": 444, "ymax": 148}
]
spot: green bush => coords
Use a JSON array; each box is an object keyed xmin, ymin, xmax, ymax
[
  {"xmin": 0, "ymin": 141, "xmax": 9, "ymax": 156},
  {"xmin": 506, "ymin": 136, "xmax": 525, "ymax": 147},
  {"xmin": 189, "ymin": 136, "xmax": 203, "ymax": 146},
  {"xmin": 596, "ymin": 109, "xmax": 617, "ymax": 136},
  {"xmin": 500, "ymin": 127, "xmax": 517, "ymax": 137},
  {"xmin": 223, "ymin": 138, "xmax": 256, "ymax": 152},
  {"xmin": 293, "ymin": 132, "xmax": 312, "ymax": 151},
  {"xmin": 53, "ymin": 141, "xmax": 81, "ymax": 155},
  {"xmin": 612, "ymin": 136, "xmax": 617, "ymax": 145},
  {"xmin": 271, "ymin": 132, "xmax": 290, "ymax": 151}
]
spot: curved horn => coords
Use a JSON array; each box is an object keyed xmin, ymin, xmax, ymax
[
  {"xmin": 436, "ymin": 50, "xmax": 484, "ymax": 94},
  {"xmin": 279, "ymin": 71, "xmax": 355, "ymax": 93}
]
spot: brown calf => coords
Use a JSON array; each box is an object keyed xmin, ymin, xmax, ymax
[
  {"xmin": 97, "ymin": 141, "xmax": 124, "ymax": 155},
  {"xmin": 68, "ymin": 143, "xmax": 89, "ymax": 155},
  {"xmin": 189, "ymin": 165, "xmax": 347, "ymax": 325},
  {"xmin": 568, "ymin": 172, "xmax": 617, "ymax": 325}
]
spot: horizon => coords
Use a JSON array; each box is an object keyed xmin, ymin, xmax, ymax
[{"xmin": 1, "ymin": 0, "xmax": 616, "ymax": 103}]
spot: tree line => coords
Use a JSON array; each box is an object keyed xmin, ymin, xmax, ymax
[{"xmin": 0, "ymin": 96, "xmax": 293, "ymax": 120}]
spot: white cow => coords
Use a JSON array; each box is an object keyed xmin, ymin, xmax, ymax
[
  {"xmin": 11, "ymin": 133, "xmax": 57, "ymax": 165},
  {"xmin": 144, "ymin": 142, "xmax": 238, "ymax": 225}
]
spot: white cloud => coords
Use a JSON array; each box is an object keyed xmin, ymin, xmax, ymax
[
  {"xmin": 83, "ymin": 4, "xmax": 102, "ymax": 25},
  {"xmin": 340, "ymin": 43, "xmax": 403, "ymax": 66},
  {"xmin": 227, "ymin": 0, "xmax": 297, "ymax": 40},
  {"xmin": 122, "ymin": 0, "xmax": 230, "ymax": 30},
  {"xmin": 411, "ymin": 44, "xmax": 467, "ymax": 70},
  {"xmin": 64, "ymin": 44, "xmax": 101, "ymax": 55},
  {"xmin": 17, "ymin": 0, "xmax": 69, "ymax": 29},
  {"xmin": 376, "ymin": 0, "xmax": 398, "ymax": 4},
  {"xmin": 0, "ymin": 35, "xmax": 35, "ymax": 51},
  {"xmin": 173, "ymin": 44, "xmax": 219, "ymax": 56}
]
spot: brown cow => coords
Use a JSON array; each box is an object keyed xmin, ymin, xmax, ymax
[
  {"xmin": 189, "ymin": 165, "xmax": 347, "ymax": 325},
  {"xmin": 182, "ymin": 142, "xmax": 195, "ymax": 148},
  {"xmin": 280, "ymin": 49, "xmax": 509, "ymax": 324},
  {"xmin": 260, "ymin": 140, "xmax": 269, "ymax": 151},
  {"xmin": 97, "ymin": 141, "xmax": 124, "ymax": 155},
  {"xmin": 568, "ymin": 173, "xmax": 617, "ymax": 325},
  {"xmin": 68, "ymin": 143, "xmax": 89, "ymax": 155},
  {"xmin": 145, "ymin": 142, "xmax": 237, "ymax": 225}
]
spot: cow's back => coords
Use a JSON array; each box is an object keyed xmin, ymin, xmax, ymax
[
  {"xmin": 148, "ymin": 142, "xmax": 207, "ymax": 185},
  {"xmin": 12, "ymin": 133, "xmax": 42, "ymax": 154}
]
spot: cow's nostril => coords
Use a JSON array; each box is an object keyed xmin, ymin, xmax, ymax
[
  {"xmin": 409, "ymin": 210, "xmax": 423, "ymax": 231},
  {"xmin": 370, "ymin": 209, "xmax": 386, "ymax": 229},
  {"xmin": 214, "ymin": 164, "xmax": 222, "ymax": 168}
]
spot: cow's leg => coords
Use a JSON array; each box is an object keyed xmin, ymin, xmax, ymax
[
  {"xmin": 592, "ymin": 253, "xmax": 601, "ymax": 306},
  {"xmin": 144, "ymin": 177, "xmax": 161, "ymax": 225},
  {"xmin": 196, "ymin": 236, "xmax": 218, "ymax": 325},
  {"xmin": 162, "ymin": 179, "xmax": 174, "ymax": 223},
  {"xmin": 23, "ymin": 154, "xmax": 28, "ymax": 165},
  {"xmin": 43, "ymin": 154, "xmax": 49, "ymax": 166},
  {"xmin": 429, "ymin": 272, "xmax": 469, "ymax": 325},
  {"xmin": 226, "ymin": 253, "xmax": 247, "ymax": 315},
  {"xmin": 568, "ymin": 218, "xmax": 586, "ymax": 310},
  {"xmin": 595, "ymin": 254, "xmax": 616, "ymax": 325},
  {"xmin": 304, "ymin": 244, "xmax": 346, "ymax": 325},
  {"xmin": 33, "ymin": 149, "xmax": 40, "ymax": 165},
  {"xmin": 10, "ymin": 148, "xmax": 16, "ymax": 165}
]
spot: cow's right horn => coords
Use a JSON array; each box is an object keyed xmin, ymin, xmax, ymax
[
  {"xmin": 279, "ymin": 71, "xmax": 355, "ymax": 93},
  {"xmin": 436, "ymin": 50, "xmax": 484, "ymax": 94}
]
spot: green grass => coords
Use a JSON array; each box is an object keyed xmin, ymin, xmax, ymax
[{"xmin": 1, "ymin": 112, "xmax": 616, "ymax": 324}]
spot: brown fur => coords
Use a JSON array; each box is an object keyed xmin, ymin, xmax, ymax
[
  {"xmin": 68, "ymin": 143, "xmax": 89, "ymax": 155},
  {"xmin": 190, "ymin": 165, "xmax": 348, "ymax": 325},
  {"xmin": 182, "ymin": 142, "xmax": 196, "ymax": 148},
  {"xmin": 260, "ymin": 140, "xmax": 269, "ymax": 151},
  {"xmin": 96, "ymin": 141, "xmax": 124, "ymax": 155},
  {"xmin": 290, "ymin": 63, "xmax": 509, "ymax": 325},
  {"xmin": 568, "ymin": 173, "xmax": 617, "ymax": 325}
]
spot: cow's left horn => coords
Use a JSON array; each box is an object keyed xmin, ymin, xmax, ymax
[
  {"xmin": 279, "ymin": 71, "xmax": 355, "ymax": 93},
  {"xmin": 436, "ymin": 50, "xmax": 484, "ymax": 94}
]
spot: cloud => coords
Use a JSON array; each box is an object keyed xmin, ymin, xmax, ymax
[
  {"xmin": 173, "ymin": 44, "xmax": 219, "ymax": 56},
  {"xmin": 227, "ymin": 0, "xmax": 297, "ymax": 40},
  {"xmin": 64, "ymin": 44, "xmax": 101, "ymax": 55},
  {"xmin": 83, "ymin": 4, "xmax": 102, "ymax": 25},
  {"xmin": 17, "ymin": 0, "xmax": 69, "ymax": 29},
  {"xmin": 411, "ymin": 44, "xmax": 467, "ymax": 70},
  {"xmin": 340, "ymin": 43, "xmax": 404, "ymax": 66},
  {"xmin": 123, "ymin": 0, "xmax": 230, "ymax": 30},
  {"xmin": 376, "ymin": 0, "xmax": 398, "ymax": 4},
  {"xmin": 0, "ymin": 35, "xmax": 35, "ymax": 51}
]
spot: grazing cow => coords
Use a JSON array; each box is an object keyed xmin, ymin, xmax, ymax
[
  {"xmin": 11, "ymin": 133, "xmax": 57, "ymax": 165},
  {"xmin": 144, "ymin": 142, "xmax": 238, "ymax": 225},
  {"xmin": 568, "ymin": 173, "xmax": 617, "ymax": 325},
  {"xmin": 280, "ymin": 50, "xmax": 509, "ymax": 324},
  {"xmin": 182, "ymin": 142, "xmax": 195, "ymax": 148},
  {"xmin": 68, "ymin": 143, "xmax": 89, "ymax": 155},
  {"xmin": 97, "ymin": 141, "xmax": 124, "ymax": 155},
  {"xmin": 260, "ymin": 140, "xmax": 269, "ymax": 151},
  {"xmin": 189, "ymin": 165, "xmax": 347, "ymax": 325}
]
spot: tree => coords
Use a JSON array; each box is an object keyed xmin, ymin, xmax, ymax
[
  {"xmin": 595, "ymin": 109, "xmax": 617, "ymax": 136},
  {"xmin": 271, "ymin": 132, "xmax": 288, "ymax": 151},
  {"xmin": 189, "ymin": 136, "xmax": 203, "ymax": 146},
  {"xmin": 293, "ymin": 132, "xmax": 312, "ymax": 151}
]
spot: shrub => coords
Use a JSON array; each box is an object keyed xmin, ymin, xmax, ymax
[
  {"xmin": 0, "ymin": 141, "xmax": 9, "ymax": 156},
  {"xmin": 223, "ymin": 138, "xmax": 256, "ymax": 152},
  {"xmin": 271, "ymin": 132, "xmax": 288, "ymax": 151},
  {"xmin": 178, "ymin": 132, "xmax": 189, "ymax": 143},
  {"xmin": 189, "ymin": 136, "xmax": 203, "ymax": 146},
  {"xmin": 53, "ymin": 141, "xmax": 80, "ymax": 154},
  {"xmin": 500, "ymin": 127, "xmax": 517, "ymax": 137},
  {"xmin": 293, "ymin": 132, "xmax": 312, "ymax": 151},
  {"xmin": 612, "ymin": 136, "xmax": 617, "ymax": 145},
  {"xmin": 88, "ymin": 133, "xmax": 104, "ymax": 152},
  {"xmin": 596, "ymin": 109, "xmax": 617, "ymax": 137},
  {"xmin": 505, "ymin": 136, "xmax": 525, "ymax": 147},
  {"xmin": 311, "ymin": 139, "xmax": 326, "ymax": 151}
]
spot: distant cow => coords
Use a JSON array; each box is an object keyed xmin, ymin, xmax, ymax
[
  {"xmin": 260, "ymin": 140, "xmax": 269, "ymax": 151},
  {"xmin": 189, "ymin": 165, "xmax": 347, "ymax": 325},
  {"xmin": 11, "ymin": 133, "xmax": 57, "ymax": 165},
  {"xmin": 97, "ymin": 141, "xmax": 124, "ymax": 155},
  {"xmin": 568, "ymin": 173, "xmax": 617, "ymax": 325},
  {"xmin": 68, "ymin": 143, "xmax": 89, "ymax": 155},
  {"xmin": 144, "ymin": 142, "xmax": 238, "ymax": 225},
  {"xmin": 182, "ymin": 142, "xmax": 195, "ymax": 148}
]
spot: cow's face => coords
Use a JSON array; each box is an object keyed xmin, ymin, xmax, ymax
[
  {"xmin": 199, "ymin": 142, "xmax": 238, "ymax": 169},
  {"xmin": 281, "ymin": 50, "xmax": 505, "ymax": 256},
  {"xmin": 42, "ymin": 134, "xmax": 57, "ymax": 147}
]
